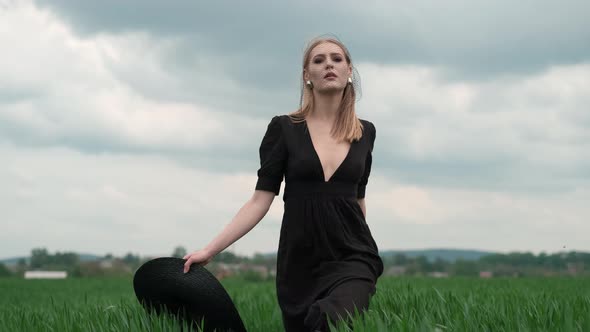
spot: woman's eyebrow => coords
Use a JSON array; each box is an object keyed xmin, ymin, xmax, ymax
[{"xmin": 313, "ymin": 52, "xmax": 343, "ymax": 57}]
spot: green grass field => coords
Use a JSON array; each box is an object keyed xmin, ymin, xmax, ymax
[{"xmin": 1, "ymin": 276, "xmax": 588, "ymax": 331}]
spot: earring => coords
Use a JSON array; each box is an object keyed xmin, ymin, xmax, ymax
[
  {"xmin": 347, "ymin": 77, "xmax": 353, "ymax": 84},
  {"xmin": 306, "ymin": 80, "xmax": 314, "ymax": 89}
]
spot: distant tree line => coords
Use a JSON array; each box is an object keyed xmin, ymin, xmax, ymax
[
  {"xmin": 0, "ymin": 247, "xmax": 143, "ymax": 278},
  {"xmin": 0, "ymin": 246, "xmax": 280, "ymax": 278},
  {"xmin": 381, "ymin": 251, "xmax": 589, "ymax": 276},
  {"xmin": 0, "ymin": 247, "xmax": 588, "ymax": 278}
]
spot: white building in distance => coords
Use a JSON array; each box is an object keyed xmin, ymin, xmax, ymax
[{"xmin": 24, "ymin": 271, "xmax": 67, "ymax": 279}]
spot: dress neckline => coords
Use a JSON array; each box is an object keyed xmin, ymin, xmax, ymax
[{"xmin": 303, "ymin": 121, "xmax": 353, "ymax": 183}]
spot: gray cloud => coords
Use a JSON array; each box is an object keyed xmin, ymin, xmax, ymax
[{"xmin": 33, "ymin": 0, "xmax": 590, "ymax": 85}]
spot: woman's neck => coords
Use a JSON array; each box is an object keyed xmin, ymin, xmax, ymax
[{"xmin": 309, "ymin": 90, "xmax": 344, "ymax": 122}]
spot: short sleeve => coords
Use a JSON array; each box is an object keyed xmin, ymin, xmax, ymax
[
  {"xmin": 357, "ymin": 121, "xmax": 375, "ymax": 199},
  {"xmin": 255, "ymin": 115, "xmax": 287, "ymax": 195}
]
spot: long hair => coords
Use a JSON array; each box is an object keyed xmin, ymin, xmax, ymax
[{"xmin": 287, "ymin": 36, "xmax": 365, "ymax": 143}]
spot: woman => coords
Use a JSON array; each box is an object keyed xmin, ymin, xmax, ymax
[{"xmin": 183, "ymin": 36, "xmax": 384, "ymax": 331}]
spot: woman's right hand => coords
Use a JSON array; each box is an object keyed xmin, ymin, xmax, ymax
[{"xmin": 183, "ymin": 249, "xmax": 215, "ymax": 273}]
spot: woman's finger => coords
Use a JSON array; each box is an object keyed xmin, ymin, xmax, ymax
[{"xmin": 183, "ymin": 258, "xmax": 192, "ymax": 273}]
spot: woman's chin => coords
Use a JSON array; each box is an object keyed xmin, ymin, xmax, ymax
[{"xmin": 316, "ymin": 85, "xmax": 346, "ymax": 94}]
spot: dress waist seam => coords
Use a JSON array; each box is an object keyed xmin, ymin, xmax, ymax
[{"xmin": 283, "ymin": 181, "xmax": 357, "ymax": 201}]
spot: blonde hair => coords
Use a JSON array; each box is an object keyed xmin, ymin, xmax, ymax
[{"xmin": 288, "ymin": 36, "xmax": 364, "ymax": 143}]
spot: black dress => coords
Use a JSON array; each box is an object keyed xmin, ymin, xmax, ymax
[{"xmin": 255, "ymin": 115, "xmax": 384, "ymax": 332}]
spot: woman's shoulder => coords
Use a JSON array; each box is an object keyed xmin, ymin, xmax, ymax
[
  {"xmin": 269, "ymin": 114, "xmax": 290, "ymax": 122},
  {"xmin": 266, "ymin": 114, "xmax": 289, "ymax": 125},
  {"xmin": 275, "ymin": 114, "xmax": 305, "ymax": 127},
  {"xmin": 264, "ymin": 114, "xmax": 295, "ymax": 133},
  {"xmin": 358, "ymin": 117, "xmax": 375, "ymax": 131},
  {"xmin": 267, "ymin": 114, "xmax": 288, "ymax": 127}
]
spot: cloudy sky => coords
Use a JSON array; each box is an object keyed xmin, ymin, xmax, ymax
[{"xmin": 1, "ymin": 0, "xmax": 589, "ymax": 259}]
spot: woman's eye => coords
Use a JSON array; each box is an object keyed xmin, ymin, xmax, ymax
[
  {"xmin": 333, "ymin": 57, "xmax": 342, "ymax": 62},
  {"xmin": 314, "ymin": 59, "xmax": 323, "ymax": 64}
]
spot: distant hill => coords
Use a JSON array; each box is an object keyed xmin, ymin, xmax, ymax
[
  {"xmin": 0, "ymin": 257, "xmax": 29, "ymax": 265},
  {"xmin": 378, "ymin": 248, "xmax": 498, "ymax": 262},
  {"xmin": 0, "ymin": 253, "xmax": 101, "ymax": 266},
  {"xmin": 256, "ymin": 248, "xmax": 497, "ymax": 262}
]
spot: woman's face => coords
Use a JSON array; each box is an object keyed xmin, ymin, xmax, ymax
[{"xmin": 304, "ymin": 42, "xmax": 352, "ymax": 94}]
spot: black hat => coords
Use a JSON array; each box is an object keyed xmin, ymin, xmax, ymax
[{"xmin": 133, "ymin": 257, "xmax": 247, "ymax": 332}]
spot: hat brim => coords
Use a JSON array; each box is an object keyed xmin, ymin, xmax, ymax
[{"xmin": 133, "ymin": 257, "xmax": 247, "ymax": 332}]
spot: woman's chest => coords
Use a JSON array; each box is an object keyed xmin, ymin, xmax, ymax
[{"xmin": 282, "ymin": 123, "xmax": 368, "ymax": 184}]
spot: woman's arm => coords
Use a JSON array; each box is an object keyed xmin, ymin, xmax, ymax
[
  {"xmin": 183, "ymin": 190, "xmax": 275, "ymax": 272},
  {"xmin": 205, "ymin": 190, "xmax": 275, "ymax": 254},
  {"xmin": 358, "ymin": 198, "xmax": 366, "ymax": 219}
]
